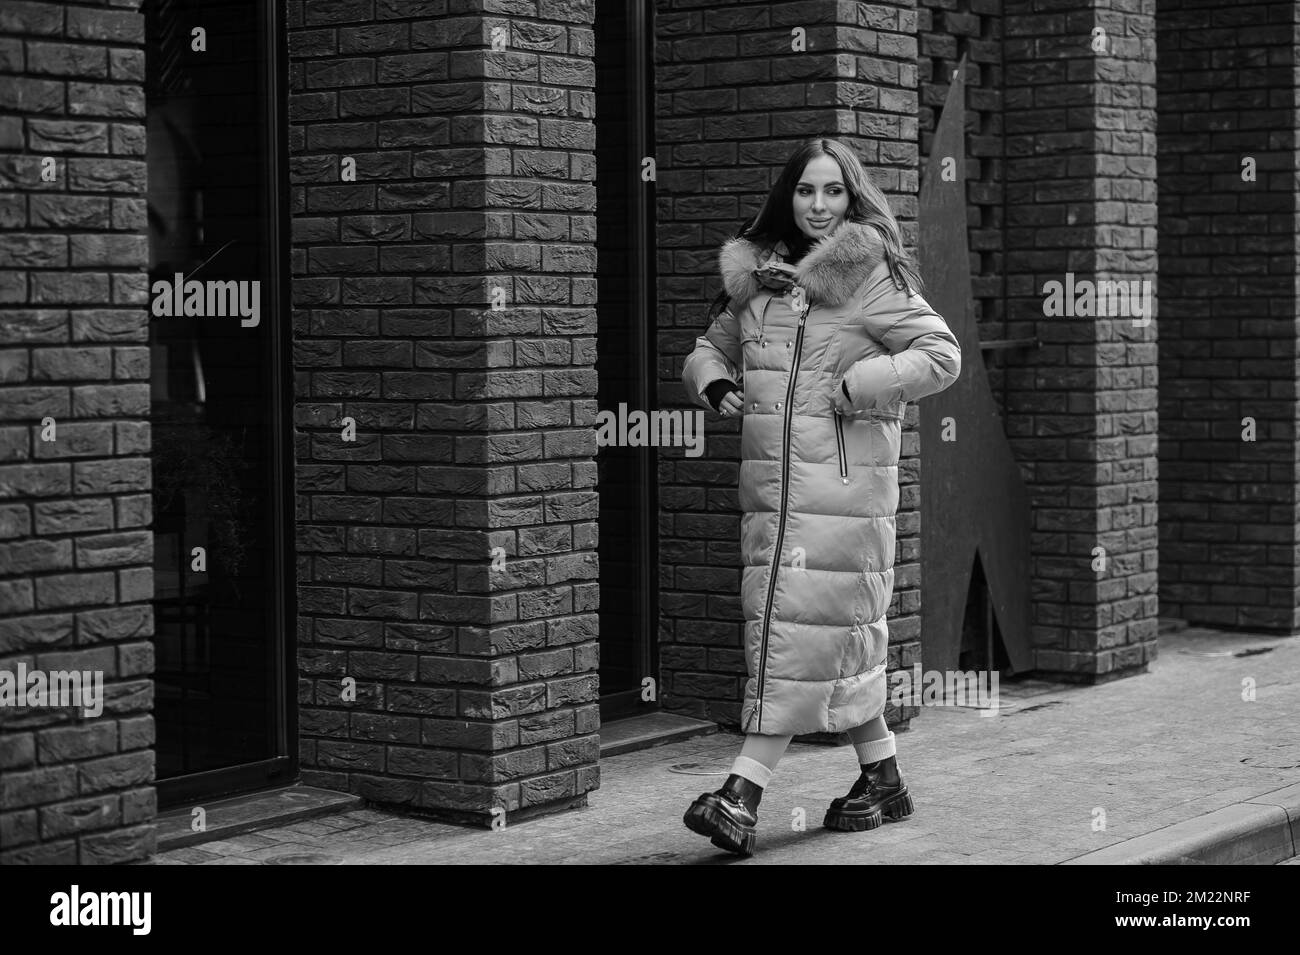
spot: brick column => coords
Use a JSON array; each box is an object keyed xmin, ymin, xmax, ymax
[
  {"xmin": 656, "ymin": 0, "xmax": 926, "ymax": 728},
  {"xmin": 1157, "ymin": 0, "xmax": 1300, "ymax": 633},
  {"xmin": 0, "ymin": 1, "xmax": 155, "ymax": 864},
  {"xmin": 1003, "ymin": 0, "xmax": 1159, "ymax": 679},
  {"xmin": 287, "ymin": 0, "xmax": 600, "ymax": 824}
]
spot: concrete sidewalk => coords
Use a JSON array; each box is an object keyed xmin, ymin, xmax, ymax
[{"xmin": 152, "ymin": 625, "xmax": 1300, "ymax": 865}]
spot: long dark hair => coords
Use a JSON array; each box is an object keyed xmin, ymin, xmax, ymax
[{"xmin": 706, "ymin": 137, "xmax": 924, "ymax": 322}]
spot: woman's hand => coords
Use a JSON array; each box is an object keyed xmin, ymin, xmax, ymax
[
  {"xmin": 753, "ymin": 261, "xmax": 798, "ymax": 292},
  {"xmin": 718, "ymin": 388, "xmax": 745, "ymax": 418},
  {"xmin": 830, "ymin": 378, "xmax": 851, "ymax": 415}
]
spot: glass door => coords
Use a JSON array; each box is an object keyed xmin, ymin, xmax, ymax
[
  {"xmin": 145, "ymin": 0, "xmax": 293, "ymax": 805},
  {"xmin": 595, "ymin": 0, "xmax": 658, "ymax": 719}
]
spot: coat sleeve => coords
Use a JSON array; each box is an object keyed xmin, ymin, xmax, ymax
[
  {"xmin": 681, "ymin": 306, "xmax": 743, "ymax": 412},
  {"xmin": 832, "ymin": 275, "xmax": 961, "ymax": 415}
]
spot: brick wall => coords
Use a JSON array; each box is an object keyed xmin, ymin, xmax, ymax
[
  {"xmin": 1156, "ymin": 0, "xmax": 1299, "ymax": 632},
  {"xmin": 918, "ymin": 0, "xmax": 1004, "ymax": 368},
  {"xmin": 0, "ymin": 0, "xmax": 155, "ymax": 864},
  {"xmin": 655, "ymin": 0, "xmax": 926, "ymax": 729},
  {"xmin": 286, "ymin": 0, "xmax": 601, "ymax": 823},
  {"xmin": 1002, "ymin": 0, "xmax": 1159, "ymax": 678}
]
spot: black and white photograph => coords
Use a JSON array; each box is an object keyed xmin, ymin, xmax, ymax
[{"xmin": 0, "ymin": 0, "xmax": 1295, "ymax": 919}]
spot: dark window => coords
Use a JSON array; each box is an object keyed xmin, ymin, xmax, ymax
[
  {"xmin": 145, "ymin": 0, "xmax": 292, "ymax": 802},
  {"xmin": 595, "ymin": 0, "xmax": 657, "ymax": 718}
]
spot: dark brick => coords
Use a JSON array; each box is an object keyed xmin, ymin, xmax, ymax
[
  {"xmin": 39, "ymin": 794, "xmax": 119, "ymax": 838},
  {"xmin": 78, "ymin": 824, "xmax": 154, "ymax": 864},
  {"xmin": 0, "ymin": 809, "xmax": 39, "ymax": 847},
  {"xmin": 31, "ymin": 347, "xmax": 111, "ymax": 380},
  {"xmin": 26, "ymin": 42, "xmax": 109, "ymax": 78},
  {"xmin": 0, "ymin": 766, "xmax": 77, "ymax": 809},
  {"xmin": 76, "ymin": 752, "xmax": 152, "ymax": 794},
  {"xmin": 65, "ymin": 8, "xmax": 144, "ymax": 44},
  {"xmin": 0, "ymin": 77, "xmax": 63, "ymax": 113},
  {"xmin": 34, "ymin": 572, "xmax": 115, "ymax": 609}
]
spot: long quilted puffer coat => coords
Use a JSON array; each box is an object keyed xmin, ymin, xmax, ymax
[{"xmin": 681, "ymin": 219, "xmax": 962, "ymax": 736}]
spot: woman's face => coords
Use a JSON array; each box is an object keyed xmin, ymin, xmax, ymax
[{"xmin": 792, "ymin": 154, "xmax": 851, "ymax": 240}]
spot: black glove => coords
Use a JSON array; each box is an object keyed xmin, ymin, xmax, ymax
[{"xmin": 704, "ymin": 378, "xmax": 741, "ymax": 413}]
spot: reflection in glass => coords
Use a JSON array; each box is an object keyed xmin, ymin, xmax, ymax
[
  {"xmin": 146, "ymin": 0, "xmax": 282, "ymax": 783},
  {"xmin": 595, "ymin": 1, "xmax": 656, "ymax": 718}
]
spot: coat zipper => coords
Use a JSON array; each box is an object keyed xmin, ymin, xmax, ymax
[
  {"xmin": 833, "ymin": 411, "xmax": 848, "ymax": 483},
  {"xmin": 754, "ymin": 296, "xmax": 809, "ymax": 732}
]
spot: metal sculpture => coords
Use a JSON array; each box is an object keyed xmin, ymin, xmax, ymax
[{"xmin": 918, "ymin": 56, "xmax": 1032, "ymax": 674}]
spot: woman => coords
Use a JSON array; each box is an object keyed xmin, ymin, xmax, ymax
[{"xmin": 679, "ymin": 138, "xmax": 962, "ymax": 856}]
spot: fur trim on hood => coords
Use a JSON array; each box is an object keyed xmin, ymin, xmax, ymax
[{"xmin": 718, "ymin": 219, "xmax": 886, "ymax": 308}]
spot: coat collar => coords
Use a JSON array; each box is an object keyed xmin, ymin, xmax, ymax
[{"xmin": 718, "ymin": 219, "xmax": 885, "ymax": 308}]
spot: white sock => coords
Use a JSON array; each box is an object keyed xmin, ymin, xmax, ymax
[
  {"xmin": 730, "ymin": 755, "xmax": 774, "ymax": 789},
  {"xmin": 853, "ymin": 730, "xmax": 896, "ymax": 765}
]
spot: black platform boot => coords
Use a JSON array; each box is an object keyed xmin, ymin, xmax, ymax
[
  {"xmin": 822, "ymin": 754, "xmax": 914, "ymax": 832},
  {"xmin": 683, "ymin": 773, "xmax": 762, "ymax": 856}
]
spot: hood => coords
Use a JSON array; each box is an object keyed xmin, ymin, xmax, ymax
[{"xmin": 718, "ymin": 219, "xmax": 886, "ymax": 308}]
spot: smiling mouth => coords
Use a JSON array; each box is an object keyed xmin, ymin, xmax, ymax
[{"xmin": 809, "ymin": 219, "xmax": 832, "ymax": 226}]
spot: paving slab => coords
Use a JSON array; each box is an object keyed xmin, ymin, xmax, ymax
[{"xmin": 151, "ymin": 626, "xmax": 1300, "ymax": 865}]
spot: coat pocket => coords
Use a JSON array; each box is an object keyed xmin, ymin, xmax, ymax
[
  {"xmin": 833, "ymin": 410, "xmax": 848, "ymax": 484},
  {"xmin": 865, "ymin": 409, "xmax": 902, "ymax": 467},
  {"xmin": 739, "ymin": 331, "xmax": 759, "ymax": 379},
  {"xmin": 817, "ymin": 323, "xmax": 847, "ymax": 379},
  {"xmin": 739, "ymin": 296, "xmax": 776, "ymax": 379},
  {"xmin": 738, "ymin": 317, "xmax": 760, "ymax": 374}
]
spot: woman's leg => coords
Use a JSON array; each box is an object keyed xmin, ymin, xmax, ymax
[
  {"xmin": 729, "ymin": 732, "xmax": 794, "ymax": 789},
  {"xmin": 846, "ymin": 717, "xmax": 895, "ymax": 764},
  {"xmin": 825, "ymin": 719, "xmax": 913, "ymax": 831},
  {"xmin": 684, "ymin": 732, "xmax": 793, "ymax": 855}
]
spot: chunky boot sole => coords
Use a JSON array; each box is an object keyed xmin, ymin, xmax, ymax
[
  {"xmin": 683, "ymin": 795, "xmax": 757, "ymax": 856},
  {"xmin": 822, "ymin": 789, "xmax": 914, "ymax": 832}
]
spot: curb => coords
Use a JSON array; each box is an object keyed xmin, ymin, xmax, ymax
[{"xmin": 1062, "ymin": 782, "xmax": 1300, "ymax": 865}]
